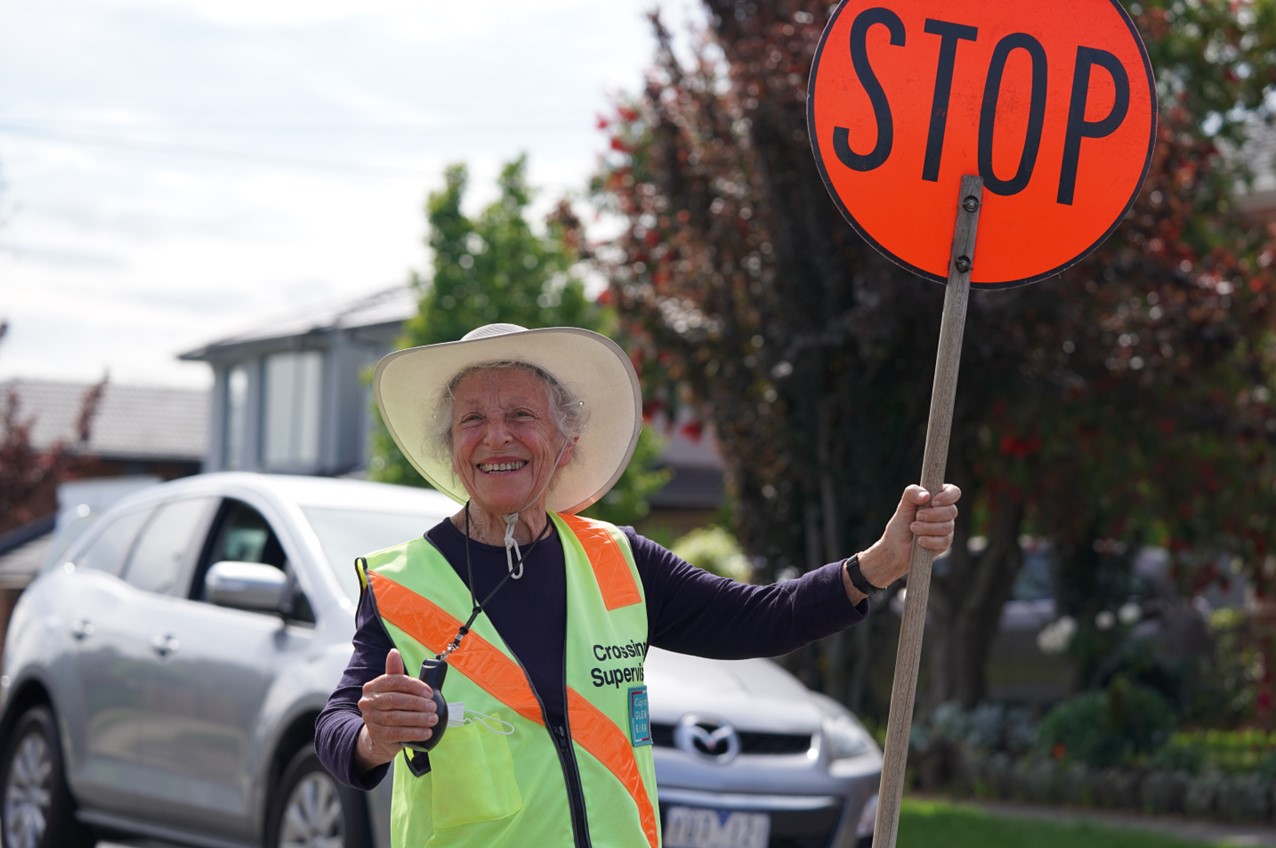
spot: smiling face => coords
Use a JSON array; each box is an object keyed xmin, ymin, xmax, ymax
[{"xmin": 449, "ymin": 367, "xmax": 575, "ymax": 516}]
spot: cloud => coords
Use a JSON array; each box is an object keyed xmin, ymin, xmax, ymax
[
  {"xmin": 0, "ymin": 0, "xmax": 691, "ymax": 388},
  {"xmin": 0, "ymin": 240, "xmax": 127, "ymax": 270}
]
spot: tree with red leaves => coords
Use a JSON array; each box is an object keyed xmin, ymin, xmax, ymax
[
  {"xmin": 0, "ymin": 322, "xmax": 105, "ymax": 537},
  {"xmin": 592, "ymin": 0, "xmax": 1276, "ymax": 712}
]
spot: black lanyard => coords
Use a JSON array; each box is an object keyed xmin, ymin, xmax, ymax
[{"xmin": 437, "ymin": 504, "xmax": 551, "ymax": 660}]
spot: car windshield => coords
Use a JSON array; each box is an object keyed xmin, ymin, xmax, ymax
[{"xmin": 302, "ymin": 506, "xmax": 436, "ymax": 601}]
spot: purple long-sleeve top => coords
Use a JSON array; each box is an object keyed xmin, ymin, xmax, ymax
[{"xmin": 315, "ymin": 517, "xmax": 865, "ymax": 790}]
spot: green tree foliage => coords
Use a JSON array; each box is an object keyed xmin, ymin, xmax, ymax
[
  {"xmin": 368, "ymin": 155, "xmax": 669, "ymax": 526},
  {"xmin": 591, "ymin": 1, "xmax": 1276, "ymax": 709}
]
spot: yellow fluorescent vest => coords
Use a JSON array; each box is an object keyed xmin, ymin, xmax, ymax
[{"xmin": 357, "ymin": 513, "xmax": 660, "ymax": 848}]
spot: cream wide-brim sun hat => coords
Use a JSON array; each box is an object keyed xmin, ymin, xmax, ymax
[{"xmin": 373, "ymin": 323, "xmax": 642, "ymax": 515}]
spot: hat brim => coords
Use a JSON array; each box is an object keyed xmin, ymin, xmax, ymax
[{"xmin": 373, "ymin": 327, "xmax": 641, "ymax": 515}]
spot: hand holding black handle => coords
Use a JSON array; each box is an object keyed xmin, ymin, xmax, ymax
[{"xmin": 405, "ymin": 658, "xmax": 449, "ymax": 752}]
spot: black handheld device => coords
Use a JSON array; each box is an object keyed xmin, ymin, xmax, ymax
[{"xmin": 404, "ymin": 658, "xmax": 449, "ymax": 752}]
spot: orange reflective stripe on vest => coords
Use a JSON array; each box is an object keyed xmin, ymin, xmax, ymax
[
  {"xmin": 565, "ymin": 687, "xmax": 659, "ymax": 847},
  {"xmin": 558, "ymin": 514, "xmax": 642, "ymax": 611},
  {"xmin": 367, "ymin": 570, "xmax": 544, "ymax": 723},
  {"xmin": 367, "ymin": 569, "xmax": 659, "ymax": 848}
]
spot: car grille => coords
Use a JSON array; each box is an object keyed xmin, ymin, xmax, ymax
[{"xmin": 651, "ymin": 722, "xmax": 813, "ymax": 755}]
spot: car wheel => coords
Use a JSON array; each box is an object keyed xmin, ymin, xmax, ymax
[
  {"xmin": 265, "ymin": 743, "xmax": 371, "ymax": 848},
  {"xmin": 0, "ymin": 705, "xmax": 94, "ymax": 848}
]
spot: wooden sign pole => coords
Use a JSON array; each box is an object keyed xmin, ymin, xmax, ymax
[{"xmin": 872, "ymin": 174, "xmax": 984, "ymax": 848}]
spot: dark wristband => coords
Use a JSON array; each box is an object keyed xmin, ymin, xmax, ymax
[{"xmin": 843, "ymin": 554, "xmax": 884, "ymax": 597}]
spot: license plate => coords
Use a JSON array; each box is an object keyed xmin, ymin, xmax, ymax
[{"xmin": 663, "ymin": 806, "xmax": 770, "ymax": 848}]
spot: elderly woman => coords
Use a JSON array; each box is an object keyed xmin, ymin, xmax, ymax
[{"xmin": 316, "ymin": 323, "xmax": 960, "ymax": 848}]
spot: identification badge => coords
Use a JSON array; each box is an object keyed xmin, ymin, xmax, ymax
[{"xmin": 628, "ymin": 686, "xmax": 652, "ymax": 746}]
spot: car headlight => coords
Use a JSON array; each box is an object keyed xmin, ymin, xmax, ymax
[{"xmin": 823, "ymin": 711, "xmax": 874, "ymax": 761}]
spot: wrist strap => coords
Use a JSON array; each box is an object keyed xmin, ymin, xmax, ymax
[{"xmin": 844, "ymin": 554, "xmax": 884, "ymax": 596}]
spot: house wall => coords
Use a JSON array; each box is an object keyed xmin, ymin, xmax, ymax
[
  {"xmin": 198, "ymin": 326, "xmax": 397, "ymax": 477},
  {"xmin": 322, "ymin": 336, "xmax": 386, "ymax": 476}
]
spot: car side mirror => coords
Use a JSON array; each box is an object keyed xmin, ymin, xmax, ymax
[{"xmin": 205, "ymin": 561, "xmax": 290, "ymax": 612}]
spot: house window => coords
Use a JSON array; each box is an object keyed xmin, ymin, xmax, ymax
[
  {"xmin": 263, "ymin": 351, "xmax": 322, "ymax": 470},
  {"xmin": 224, "ymin": 365, "xmax": 248, "ymax": 470}
]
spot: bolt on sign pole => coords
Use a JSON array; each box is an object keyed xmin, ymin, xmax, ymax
[
  {"xmin": 873, "ymin": 175, "xmax": 982, "ymax": 848},
  {"xmin": 806, "ymin": 1, "xmax": 1157, "ymax": 846}
]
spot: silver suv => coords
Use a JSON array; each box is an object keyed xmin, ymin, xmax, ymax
[{"xmin": 0, "ymin": 472, "xmax": 880, "ymax": 848}]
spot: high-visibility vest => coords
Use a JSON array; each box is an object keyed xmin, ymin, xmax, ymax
[{"xmin": 357, "ymin": 513, "xmax": 660, "ymax": 848}]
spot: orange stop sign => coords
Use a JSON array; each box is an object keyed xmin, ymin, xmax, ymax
[{"xmin": 808, "ymin": 0, "xmax": 1156, "ymax": 288}]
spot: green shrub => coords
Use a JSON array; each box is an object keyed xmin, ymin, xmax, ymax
[
  {"xmin": 1094, "ymin": 767, "xmax": 1141, "ymax": 809},
  {"xmin": 1037, "ymin": 692, "xmax": 1113, "ymax": 766},
  {"xmin": 1148, "ymin": 740, "xmax": 1207, "ymax": 775},
  {"xmin": 1140, "ymin": 770, "xmax": 1188, "ymax": 815},
  {"xmin": 1171, "ymin": 728, "xmax": 1276, "ymax": 774},
  {"xmin": 1184, "ymin": 608, "xmax": 1261, "ymax": 727},
  {"xmin": 1014, "ymin": 756, "xmax": 1066, "ymax": 804},
  {"xmin": 963, "ymin": 751, "xmax": 1016, "ymax": 800},
  {"xmin": 1216, "ymin": 773, "xmax": 1271, "ymax": 822},
  {"xmin": 1061, "ymin": 762, "xmax": 1095, "ymax": 806},
  {"xmin": 915, "ymin": 701, "xmax": 1037, "ymax": 755},
  {"xmin": 1037, "ymin": 678, "xmax": 1176, "ymax": 769},
  {"xmin": 1093, "ymin": 636, "xmax": 1190, "ymax": 708},
  {"xmin": 669, "ymin": 525, "xmax": 751, "ymax": 581},
  {"xmin": 1184, "ymin": 772, "xmax": 1222, "ymax": 817}
]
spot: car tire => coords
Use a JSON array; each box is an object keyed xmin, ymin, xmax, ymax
[
  {"xmin": 265, "ymin": 743, "xmax": 371, "ymax": 848},
  {"xmin": 0, "ymin": 705, "xmax": 95, "ymax": 848}
]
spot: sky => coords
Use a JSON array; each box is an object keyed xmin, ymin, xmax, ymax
[{"xmin": 0, "ymin": 0, "xmax": 693, "ymax": 389}]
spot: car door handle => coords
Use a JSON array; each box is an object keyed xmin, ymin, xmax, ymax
[
  {"xmin": 71, "ymin": 619, "xmax": 95, "ymax": 640},
  {"xmin": 151, "ymin": 634, "xmax": 180, "ymax": 658}
]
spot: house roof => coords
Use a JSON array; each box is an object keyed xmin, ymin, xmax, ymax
[
  {"xmin": 179, "ymin": 284, "xmax": 416, "ymax": 361},
  {"xmin": 1, "ymin": 378, "xmax": 208, "ymax": 460}
]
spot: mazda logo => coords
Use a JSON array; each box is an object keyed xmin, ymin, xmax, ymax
[{"xmin": 674, "ymin": 715, "xmax": 741, "ymax": 763}]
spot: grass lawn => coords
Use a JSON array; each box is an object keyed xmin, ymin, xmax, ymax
[{"xmin": 898, "ymin": 798, "xmax": 1230, "ymax": 848}]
